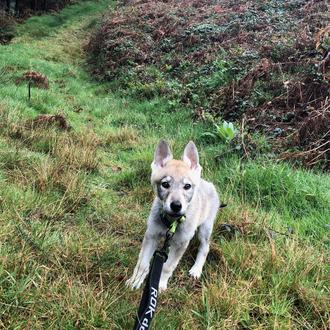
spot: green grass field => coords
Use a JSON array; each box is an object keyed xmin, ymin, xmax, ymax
[{"xmin": 0, "ymin": 1, "xmax": 329, "ymax": 328}]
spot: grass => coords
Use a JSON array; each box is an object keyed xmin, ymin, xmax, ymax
[{"xmin": 0, "ymin": 0, "xmax": 329, "ymax": 329}]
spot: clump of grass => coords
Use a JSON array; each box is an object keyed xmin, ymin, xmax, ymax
[
  {"xmin": 104, "ymin": 125, "xmax": 139, "ymax": 146},
  {"xmin": 1, "ymin": 111, "xmax": 101, "ymax": 172},
  {"xmin": 52, "ymin": 131, "xmax": 101, "ymax": 172},
  {"xmin": 1, "ymin": 151, "xmax": 90, "ymax": 214},
  {"xmin": 0, "ymin": 148, "xmax": 31, "ymax": 171}
]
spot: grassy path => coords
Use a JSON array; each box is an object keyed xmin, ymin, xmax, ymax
[{"xmin": 0, "ymin": 1, "xmax": 329, "ymax": 328}]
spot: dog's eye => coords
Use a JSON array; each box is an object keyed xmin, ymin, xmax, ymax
[
  {"xmin": 184, "ymin": 184, "xmax": 192, "ymax": 190},
  {"xmin": 161, "ymin": 182, "xmax": 170, "ymax": 189}
]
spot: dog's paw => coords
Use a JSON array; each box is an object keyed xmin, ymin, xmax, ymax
[
  {"xmin": 129, "ymin": 277, "xmax": 143, "ymax": 290},
  {"xmin": 126, "ymin": 276, "xmax": 143, "ymax": 290},
  {"xmin": 125, "ymin": 277, "xmax": 135, "ymax": 289},
  {"xmin": 158, "ymin": 280, "xmax": 168, "ymax": 293},
  {"xmin": 126, "ymin": 271, "xmax": 148, "ymax": 290},
  {"xmin": 189, "ymin": 266, "xmax": 202, "ymax": 279}
]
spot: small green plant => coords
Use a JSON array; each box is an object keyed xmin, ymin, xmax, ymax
[{"xmin": 203, "ymin": 120, "xmax": 238, "ymax": 143}]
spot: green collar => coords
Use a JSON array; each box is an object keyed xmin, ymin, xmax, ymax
[{"xmin": 160, "ymin": 212, "xmax": 186, "ymax": 234}]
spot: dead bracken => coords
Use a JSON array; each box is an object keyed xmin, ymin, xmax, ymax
[
  {"xmin": 26, "ymin": 114, "xmax": 70, "ymax": 130},
  {"xmin": 21, "ymin": 71, "xmax": 49, "ymax": 89}
]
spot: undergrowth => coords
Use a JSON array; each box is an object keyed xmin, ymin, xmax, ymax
[{"xmin": 87, "ymin": 0, "xmax": 330, "ymax": 169}]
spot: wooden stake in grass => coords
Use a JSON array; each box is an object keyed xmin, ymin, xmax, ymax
[{"xmin": 28, "ymin": 80, "xmax": 31, "ymax": 100}]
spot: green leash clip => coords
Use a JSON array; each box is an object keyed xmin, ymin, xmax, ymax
[{"xmin": 168, "ymin": 215, "xmax": 186, "ymax": 234}]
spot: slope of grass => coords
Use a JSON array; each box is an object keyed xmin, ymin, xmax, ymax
[{"xmin": 0, "ymin": 1, "xmax": 329, "ymax": 329}]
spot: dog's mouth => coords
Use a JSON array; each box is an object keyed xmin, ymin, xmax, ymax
[{"xmin": 164, "ymin": 211, "xmax": 184, "ymax": 219}]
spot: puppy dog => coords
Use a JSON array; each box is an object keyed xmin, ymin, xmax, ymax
[{"xmin": 126, "ymin": 140, "xmax": 220, "ymax": 292}]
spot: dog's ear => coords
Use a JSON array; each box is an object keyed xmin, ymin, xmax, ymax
[
  {"xmin": 183, "ymin": 141, "xmax": 200, "ymax": 169},
  {"xmin": 152, "ymin": 140, "xmax": 173, "ymax": 169}
]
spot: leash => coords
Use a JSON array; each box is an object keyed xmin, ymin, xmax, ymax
[{"xmin": 133, "ymin": 214, "xmax": 185, "ymax": 330}]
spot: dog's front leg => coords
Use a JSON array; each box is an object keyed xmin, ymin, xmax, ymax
[
  {"xmin": 159, "ymin": 240, "xmax": 189, "ymax": 292},
  {"xmin": 126, "ymin": 233, "xmax": 158, "ymax": 290},
  {"xmin": 189, "ymin": 223, "xmax": 212, "ymax": 279}
]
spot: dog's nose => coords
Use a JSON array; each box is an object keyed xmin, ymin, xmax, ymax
[{"xmin": 170, "ymin": 201, "xmax": 182, "ymax": 213}]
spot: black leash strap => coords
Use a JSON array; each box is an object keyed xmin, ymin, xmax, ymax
[
  {"xmin": 133, "ymin": 214, "xmax": 182, "ymax": 330},
  {"xmin": 133, "ymin": 250, "xmax": 167, "ymax": 330}
]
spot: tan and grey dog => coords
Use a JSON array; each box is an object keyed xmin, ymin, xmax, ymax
[{"xmin": 126, "ymin": 140, "xmax": 220, "ymax": 292}]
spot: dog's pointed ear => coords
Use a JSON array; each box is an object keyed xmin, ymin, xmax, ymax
[
  {"xmin": 183, "ymin": 141, "xmax": 200, "ymax": 169},
  {"xmin": 152, "ymin": 140, "xmax": 173, "ymax": 169}
]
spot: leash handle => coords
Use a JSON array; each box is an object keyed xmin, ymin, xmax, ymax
[{"xmin": 133, "ymin": 251, "xmax": 167, "ymax": 330}]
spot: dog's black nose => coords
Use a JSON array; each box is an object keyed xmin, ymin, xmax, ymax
[{"xmin": 170, "ymin": 201, "xmax": 182, "ymax": 213}]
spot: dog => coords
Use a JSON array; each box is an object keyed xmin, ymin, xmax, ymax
[{"xmin": 126, "ymin": 140, "xmax": 220, "ymax": 292}]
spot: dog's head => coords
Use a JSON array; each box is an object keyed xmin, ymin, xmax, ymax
[{"xmin": 151, "ymin": 140, "xmax": 202, "ymax": 218}]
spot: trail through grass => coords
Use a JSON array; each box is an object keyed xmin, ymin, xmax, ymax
[{"xmin": 0, "ymin": 1, "xmax": 329, "ymax": 328}]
